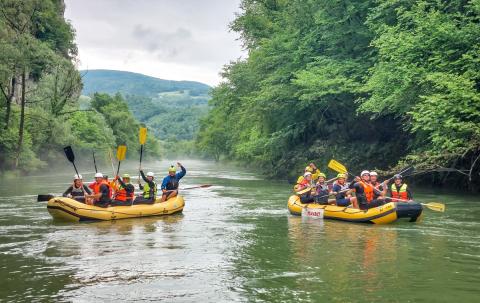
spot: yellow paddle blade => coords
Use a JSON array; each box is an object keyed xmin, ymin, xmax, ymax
[
  {"xmin": 116, "ymin": 145, "xmax": 127, "ymax": 161},
  {"xmin": 328, "ymin": 159, "xmax": 348, "ymax": 174},
  {"xmin": 139, "ymin": 127, "xmax": 147, "ymax": 145},
  {"xmin": 424, "ymin": 202, "xmax": 445, "ymax": 212}
]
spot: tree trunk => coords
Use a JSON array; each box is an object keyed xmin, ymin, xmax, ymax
[
  {"xmin": 2, "ymin": 76, "xmax": 16, "ymax": 130},
  {"xmin": 14, "ymin": 71, "xmax": 26, "ymax": 169}
]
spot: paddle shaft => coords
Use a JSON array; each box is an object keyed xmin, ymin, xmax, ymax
[
  {"xmin": 116, "ymin": 161, "xmax": 121, "ymax": 177},
  {"xmin": 92, "ymin": 151, "xmax": 98, "ymax": 173},
  {"xmin": 108, "ymin": 150, "xmax": 115, "ymax": 176},
  {"xmin": 138, "ymin": 145, "xmax": 144, "ymax": 183}
]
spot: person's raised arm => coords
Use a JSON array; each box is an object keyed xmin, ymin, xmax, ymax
[{"xmin": 176, "ymin": 162, "xmax": 186, "ymax": 179}]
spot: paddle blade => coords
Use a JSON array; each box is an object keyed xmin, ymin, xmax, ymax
[
  {"xmin": 328, "ymin": 159, "xmax": 347, "ymax": 174},
  {"xmin": 424, "ymin": 202, "xmax": 445, "ymax": 212},
  {"xmin": 63, "ymin": 146, "xmax": 75, "ymax": 163},
  {"xmin": 139, "ymin": 127, "xmax": 147, "ymax": 145},
  {"xmin": 116, "ymin": 145, "xmax": 127, "ymax": 161},
  {"xmin": 37, "ymin": 194, "xmax": 54, "ymax": 202}
]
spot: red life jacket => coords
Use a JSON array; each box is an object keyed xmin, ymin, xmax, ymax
[
  {"xmin": 114, "ymin": 184, "xmax": 134, "ymax": 202},
  {"xmin": 359, "ymin": 181, "xmax": 374, "ymax": 203},
  {"xmin": 391, "ymin": 184, "xmax": 408, "ymax": 200},
  {"xmin": 90, "ymin": 181, "xmax": 102, "ymax": 194}
]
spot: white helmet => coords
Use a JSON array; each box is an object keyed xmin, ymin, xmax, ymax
[
  {"xmin": 303, "ymin": 172, "xmax": 312, "ymax": 177},
  {"xmin": 94, "ymin": 172, "xmax": 103, "ymax": 178},
  {"xmin": 361, "ymin": 170, "xmax": 370, "ymax": 176},
  {"xmin": 74, "ymin": 174, "xmax": 83, "ymax": 180},
  {"xmin": 146, "ymin": 172, "xmax": 155, "ymax": 177},
  {"xmin": 370, "ymin": 171, "xmax": 378, "ymax": 176}
]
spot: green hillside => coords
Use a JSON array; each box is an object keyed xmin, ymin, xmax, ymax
[
  {"xmin": 81, "ymin": 69, "xmax": 211, "ymax": 96},
  {"xmin": 80, "ymin": 70, "xmax": 211, "ymax": 154}
]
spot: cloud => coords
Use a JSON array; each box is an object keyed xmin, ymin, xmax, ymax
[{"xmin": 64, "ymin": 0, "xmax": 245, "ymax": 85}]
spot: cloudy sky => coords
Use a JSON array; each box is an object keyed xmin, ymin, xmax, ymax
[{"xmin": 64, "ymin": 0, "xmax": 245, "ymax": 86}]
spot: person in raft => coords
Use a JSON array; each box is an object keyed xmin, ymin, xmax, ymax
[
  {"xmin": 134, "ymin": 170, "xmax": 157, "ymax": 204},
  {"xmin": 295, "ymin": 171, "xmax": 315, "ymax": 203},
  {"xmin": 313, "ymin": 173, "xmax": 330, "ymax": 204},
  {"xmin": 332, "ymin": 173, "xmax": 357, "ymax": 207},
  {"xmin": 369, "ymin": 171, "xmax": 387, "ymax": 201},
  {"xmin": 296, "ymin": 163, "xmax": 321, "ymax": 185},
  {"xmin": 85, "ymin": 172, "xmax": 112, "ymax": 207},
  {"xmin": 62, "ymin": 174, "xmax": 91, "ymax": 202},
  {"xmin": 110, "ymin": 174, "xmax": 135, "ymax": 206},
  {"xmin": 350, "ymin": 170, "xmax": 386, "ymax": 210},
  {"xmin": 389, "ymin": 174, "xmax": 413, "ymax": 202},
  {"xmin": 160, "ymin": 163, "xmax": 187, "ymax": 201}
]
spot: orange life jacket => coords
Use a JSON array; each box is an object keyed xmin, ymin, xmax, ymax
[
  {"xmin": 90, "ymin": 181, "xmax": 102, "ymax": 195},
  {"xmin": 114, "ymin": 183, "xmax": 134, "ymax": 202},
  {"xmin": 391, "ymin": 183, "xmax": 408, "ymax": 200},
  {"xmin": 359, "ymin": 181, "xmax": 374, "ymax": 203}
]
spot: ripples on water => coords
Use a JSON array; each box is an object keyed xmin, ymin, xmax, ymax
[{"xmin": 0, "ymin": 159, "xmax": 479, "ymax": 302}]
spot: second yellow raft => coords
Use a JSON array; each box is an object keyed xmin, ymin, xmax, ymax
[
  {"xmin": 47, "ymin": 195, "xmax": 185, "ymax": 222},
  {"xmin": 288, "ymin": 195, "xmax": 422, "ymax": 224}
]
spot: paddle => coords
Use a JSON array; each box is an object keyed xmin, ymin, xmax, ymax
[
  {"xmin": 108, "ymin": 149, "xmax": 116, "ymax": 176},
  {"xmin": 116, "ymin": 145, "xmax": 127, "ymax": 176},
  {"xmin": 138, "ymin": 127, "xmax": 147, "ymax": 182},
  {"xmin": 328, "ymin": 159, "xmax": 348, "ymax": 174},
  {"xmin": 37, "ymin": 194, "xmax": 54, "ymax": 202},
  {"xmin": 389, "ymin": 197, "xmax": 445, "ymax": 212},
  {"xmin": 64, "ymin": 146, "xmax": 80, "ymax": 178},
  {"xmin": 181, "ymin": 184, "xmax": 212, "ymax": 190},
  {"xmin": 383, "ymin": 166, "xmax": 415, "ymax": 183},
  {"xmin": 92, "ymin": 151, "xmax": 98, "ymax": 173}
]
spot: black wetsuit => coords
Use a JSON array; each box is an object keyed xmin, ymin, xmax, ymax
[{"xmin": 63, "ymin": 184, "xmax": 91, "ymax": 202}]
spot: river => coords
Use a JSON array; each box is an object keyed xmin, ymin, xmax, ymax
[{"xmin": 0, "ymin": 159, "xmax": 479, "ymax": 302}]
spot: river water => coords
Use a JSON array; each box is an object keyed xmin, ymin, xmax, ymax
[{"xmin": 0, "ymin": 159, "xmax": 479, "ymax": 302}]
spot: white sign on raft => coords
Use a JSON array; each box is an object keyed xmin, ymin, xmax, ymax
[{"xmin": 302, "ymin": 207, "xmax": 324, "ymax": 219}]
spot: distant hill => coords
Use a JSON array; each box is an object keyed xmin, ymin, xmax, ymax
[
  {"xmin": 80, "ymin": 69, "xmax": 211, "ymax": 145},
  {"xmin": 80, "ymin": 69, "xmax": 211, "ymax": 97}
]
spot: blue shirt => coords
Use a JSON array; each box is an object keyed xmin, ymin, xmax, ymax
[{"xmin": 161, "ymin": 166, "xmax": 187, "ymax": 190}]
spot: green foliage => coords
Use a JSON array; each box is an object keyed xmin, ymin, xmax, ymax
[
  {"xmin": 0, "ymin": 1, "xmax": 161, "ymax": 173},
  {"xmin": 124, "ymin": 93, "xmax": 209, "ymax": 141},
  {"xmin": 197, "ymin": 0, "xmax": 480, "ymax": 188}
]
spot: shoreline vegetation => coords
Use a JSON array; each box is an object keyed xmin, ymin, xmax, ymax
[
  {"xmin": 195, "ymin": 0, "xmax": 480, "ymax": 191},
  {"xmin": 1, "ymin": 0, "xmax": 479, "ymax": 192}
]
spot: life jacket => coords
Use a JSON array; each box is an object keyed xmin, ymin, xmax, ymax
[
  {"xmin": 71, "ymin": 185, "xmax": 85, "ymax": 197},
  {"xmin": 334, "ymin": 181, "xmax": 349, "ymax": 192},
  {"xmin": 315, "ymin": 183, "xmax": 329, "ymax": 196},
  {"xmin": 91, "ymin": 181, "xmax": 102, "ymax": 195},
  {"xmin": 359, "ymin": 181, "xmax": 374, "ymax": 203},
  {"xmin": 143, "ymin": 181, "xmax": 158, "ymax": 199},
  {"xmin": 166, "ymin": 176, "xmax": 179, "ymax": 191},
  {"xmin": 94, "ymin": 180, "xmax": 112, "ymax": 202},
  {"xmin": 391, "ymin": 183, "xmax": 408, "ymax": 200},
  {"xmin": 115, "ymin": 183, "xmax": 134, "ymax": 202}
]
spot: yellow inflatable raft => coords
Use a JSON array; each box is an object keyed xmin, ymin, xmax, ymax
[
  {"xmin": 288, "ymin": 195, "xmax": 422, "ymax": 224},
  {"xmin": 47, "ymin": 196, "xmax": 185, "ymax": 222}
]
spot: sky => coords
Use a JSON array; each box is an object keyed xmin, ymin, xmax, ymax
[{"xmin": 64, "ymin": 0, "xmax": 245, "ymax": 86}]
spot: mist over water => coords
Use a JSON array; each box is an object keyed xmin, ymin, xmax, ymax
[{"xmin": 0, "ymin": 160, "xmax": 479, "ymax": 302}]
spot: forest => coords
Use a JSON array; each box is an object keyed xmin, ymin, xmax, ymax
[
  {"xmin": 0, "ymin": 0, "xmax": 160, "ymax": 173},
  {"xmin": 196, "ymin": 0, "xmax": 480, "ymax": 190}
]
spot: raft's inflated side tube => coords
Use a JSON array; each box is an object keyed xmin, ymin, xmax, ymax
[
  {"xmin": 395, "ymin": 201, "xmax": 423, "ymax": 222},
  {"xmin": 47, "ymin": 195, "xmax": 185, "ymax": 222},
  {"xmin": 288, "ymin": 195, "xmax": 422, "ymax": 224}
]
